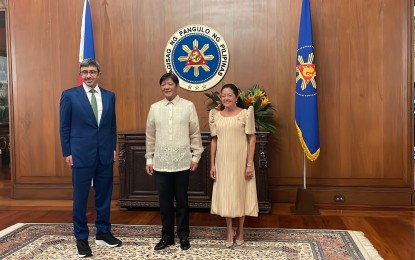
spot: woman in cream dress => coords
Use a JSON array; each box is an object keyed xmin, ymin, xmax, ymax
[{"xmin": 209, "ymin": 84, "xmax": 258, "ymax": 248}]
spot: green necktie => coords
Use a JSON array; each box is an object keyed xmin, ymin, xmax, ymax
[{"xmin": 90, "ymin": 89, "xmax": 98, "ymax": 123}]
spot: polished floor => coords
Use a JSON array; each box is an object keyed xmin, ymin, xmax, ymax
[{"xmin": 0, "ymin": 174, "xmax": 414, "ymax": 259}]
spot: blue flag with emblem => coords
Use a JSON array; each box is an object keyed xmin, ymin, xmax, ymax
[{"xmin": 295, "ymin": 0, "xmax": 320, "ymax": 161}]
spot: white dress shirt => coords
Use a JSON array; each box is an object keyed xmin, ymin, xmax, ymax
[{"xmin": 145, "ymin": 95, "xmax": 204, "ymax": 172}]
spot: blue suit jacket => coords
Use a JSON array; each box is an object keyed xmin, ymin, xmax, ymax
[{"xmin": 59, "ymin": 85, "xmax": 117, "ymax": 167}]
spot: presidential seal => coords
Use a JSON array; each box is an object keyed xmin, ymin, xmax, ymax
[{"xmin": 164, "ymin": 24, "xmax": 229, "ymax": 91}]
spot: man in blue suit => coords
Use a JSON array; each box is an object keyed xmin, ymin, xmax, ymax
[{"xmin": 60, "ymin": 58, "xmax": 122, "ymax": 258}]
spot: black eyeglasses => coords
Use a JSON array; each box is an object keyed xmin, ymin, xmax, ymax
[{"xmin": 80, "ymin": 70, "xmax": 98, "ymax": 76}]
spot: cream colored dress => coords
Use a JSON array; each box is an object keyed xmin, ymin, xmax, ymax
[{"xmin": 209, "ymin": 106, "xmax": 259, "ymax": 218}]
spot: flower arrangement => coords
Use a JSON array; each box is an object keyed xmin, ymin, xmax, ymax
[{"xmin": 205, "ymin": 84, "xmax": 276, "ymax": 133}]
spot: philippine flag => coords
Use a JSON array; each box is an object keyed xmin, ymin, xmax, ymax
[{"xmin": 78, "ymin": 0, "xmax": 95, "ymax": 85}]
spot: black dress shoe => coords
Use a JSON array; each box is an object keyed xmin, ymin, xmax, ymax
[
  {"xmin": 180, "ymin": 238, "xmax": 190, "ymax": 250},
  {"xmin": 154, "ymin": 239, "xmax": 174, "ymax": 250}
]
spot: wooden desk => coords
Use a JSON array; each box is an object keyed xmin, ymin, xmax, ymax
[{"xmin": 118, "ymin": 131, "xmax": 271, "ymax": 213}]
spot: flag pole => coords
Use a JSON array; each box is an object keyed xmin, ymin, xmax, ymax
[
  {"xmin": 291, "ymin": 153, "xmax": 319, "ymax": 215},
  {"xmin": 303, "ymin": 153, "xmax": 306, "ymax": 189}
]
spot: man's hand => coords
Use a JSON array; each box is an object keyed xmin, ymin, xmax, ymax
[
  {"xmin": 65, "ymin": 155, "xmax": 73, "ymax": 167},
  {"xmin": 146, "ymin": 164, "xmax": 154, "ymax": 176},
  {"xmin": 190, "ymin": 161, "xmax": 199, "ymax": 172}
]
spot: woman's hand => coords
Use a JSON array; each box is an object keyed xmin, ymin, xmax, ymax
[
  {"xmin": 210, "ymin": 166, "xmax": 216, "ymax": 181},
  {"xmin": 245, "ymin": 165, "xmax": 254, "ymax": 178}
]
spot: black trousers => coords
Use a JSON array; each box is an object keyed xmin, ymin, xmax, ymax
[{"xmin": 155, "ymin": 170, "xmax": 190, "ymax": 241}]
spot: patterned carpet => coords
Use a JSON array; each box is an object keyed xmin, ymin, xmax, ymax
[{"xmin": 0, "ymin": 223, "xmax": 383, "ymax": 259}]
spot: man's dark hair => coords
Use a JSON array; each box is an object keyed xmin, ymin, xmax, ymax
[{"xmin": 159, "ymin": 72, "xmax": 179, "ymax": 85}]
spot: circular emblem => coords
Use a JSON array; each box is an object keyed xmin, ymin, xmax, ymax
[{"xmin": 164, "ymin": 24, "xmax": 229, "ymax": 91}]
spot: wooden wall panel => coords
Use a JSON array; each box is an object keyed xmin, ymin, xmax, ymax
[{"xmin": 6, "ymin": 0, "xmax": 414, "ymax": 205}]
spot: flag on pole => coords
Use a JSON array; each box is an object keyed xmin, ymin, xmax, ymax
[
  {"xmin": 78, "ymin": 0, "xmax": 95, "ymax": 85},
  {"xmin": 295, "ymin": 0, "xmax": 320, "ymax": 161}
]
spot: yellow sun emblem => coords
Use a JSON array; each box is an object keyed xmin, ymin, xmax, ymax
[
  {"xmin": 178, "ymin": 39, "xmax": 215, "ymax": 77},
  {"xmin": 296, "ymin": 52, "xmax": 317, "ymax": 91}
]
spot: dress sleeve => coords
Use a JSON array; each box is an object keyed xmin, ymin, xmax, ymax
[
  {"xmin": 209, "ymin": 109, "xmax": 218, "ymax": 137},
  {"xmin": 189, "ymin": 102, "xmax": 204, "ymax": 163},
  {"xmin": 245, "ymin": 106, "xmax": 256, "ymax": 134}
]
